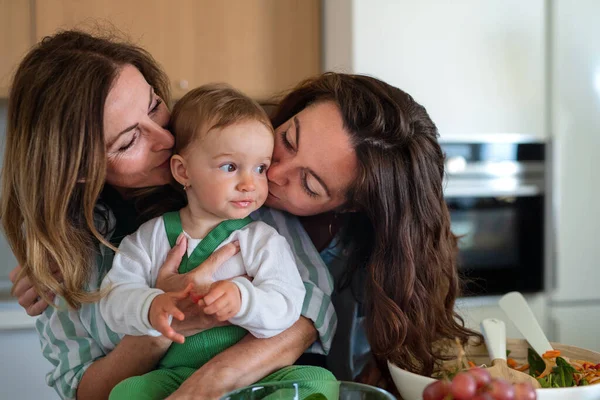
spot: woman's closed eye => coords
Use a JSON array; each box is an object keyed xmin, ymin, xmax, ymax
[
  {"xmin": 150, "ymin": 98, "xmax": 162, "ymax": 115},
  {"xmin": 118, "ymin": 131, "xmax": 139, "ymax": 152},
  {"xmin": 117, "ymin": 97, "xmax": 163, "ymax": 152},
  {"xmin": 280, "ymin": 130, "xmax": 295, "ymax": 152},
  {"xmin": 301, "ymin": 171, "xmax": 319, "ymax": 198}
]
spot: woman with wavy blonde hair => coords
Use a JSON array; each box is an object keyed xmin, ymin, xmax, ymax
[{"xmin": 3, "ymin": 30, "xmax": 334, "ymax": 399}]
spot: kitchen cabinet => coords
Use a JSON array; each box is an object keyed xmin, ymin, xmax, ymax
[
  {"xmin": 549, "ymin": 0, "xmax": 600, "ymax": 353},
  {"xmin": 0, "ymin": 0, "xmax": 33, "ymax": 97},
  {"xmin": 34, "ymin": 0, "xmax": 321, "ymax": 100},
  {"xmin": 550, "ymin": 0, "xmax": 600, "ymax": 304},
  {"xmin": 325, "ymin": 0, "xmax": 547, "ymax": 139},
  {"xmin": 550, "ymin": 305, "xmax": 600, "ymax": 352}
]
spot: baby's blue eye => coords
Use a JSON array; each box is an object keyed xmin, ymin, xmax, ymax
[
  {"xmin": 255, "ymin": 165, "xmax": 267, "ymax": 174},
  {"xmin": 219, "ymin": 164, "xmax": 236, "ymax": 172}
]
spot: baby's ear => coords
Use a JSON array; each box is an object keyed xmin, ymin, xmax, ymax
[{"xmin": 170, "ymin": 154, "xmax": 189, "ymax": 186}]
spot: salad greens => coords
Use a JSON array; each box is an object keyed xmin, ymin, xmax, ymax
[{"xmin": 527, "ymin": 348, "xmax": 584, "ymax": 388}]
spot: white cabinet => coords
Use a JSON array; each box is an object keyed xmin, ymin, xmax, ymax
[
  {"xmin": 325, "ymin": 0, "xmax": 547, "ymax": 139},
  {"xmin": 550, "ymin": 0, "xmax": 600, "ymax": 303},
  {"xmin": 550, "ymin": 305, "xmax": 600, "ymax": 352},
  {"xmin": 547, "ymin": 0, "xmax": 600, "ymax": 353}
]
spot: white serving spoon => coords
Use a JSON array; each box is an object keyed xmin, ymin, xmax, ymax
[
  {"xmin": 499, "ymin": 291, "xmax": 561, "ymax": 378},
  {"xmin": 498, "ymin": 292, "xmax": 554, "ymax": 357},
  {"xmin": 480, "ymin": 318, "xmax": 541, "ymax": 388}
]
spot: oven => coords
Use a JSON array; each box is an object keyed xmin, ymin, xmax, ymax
[{"xmin": 440, "ymin": 135, "xmax": 546, "ymax": 297}]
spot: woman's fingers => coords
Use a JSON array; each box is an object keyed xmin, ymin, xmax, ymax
[
  {"xmin": 8, "ymin": 265, "xmax": 20, "ymax": 284},
  {"xmin": 21, "ymin": 288, "xmax": 55, "ymax": 316},
  {"xmin": 187, "ymin": 241, "xmax": 239, "ymax": 288},
  {"xmin": 17, "ymin": 286, "xmax": 39, "ymax": 309},
  {"xmin": 155, "ymin": 234, "xmax": 189, "ymax": 292},
  {"xmin": 159, "ymin": 233, "xmax": 188, "ymax": 276},
  {"xmin": 10, "ymin": 267, "xmax": 30, "ymax": 298},
  {"xmin": 10, "ymin": 265, "xmax": 59, "ymax": 316},
  {"xmin": 27, "ymin": 296, "xmax": 53, "ymax": 316}
]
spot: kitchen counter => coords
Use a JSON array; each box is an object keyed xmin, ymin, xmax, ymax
[{"xmin": 0, "ymin": 299, "xmax": 37, "ymax": 331}]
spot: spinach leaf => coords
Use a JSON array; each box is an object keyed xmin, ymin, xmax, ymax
[
  {"xmin": 553, "ymin": 357, "xmax": 577, "ymax": 387},
  {"xmin": 556, "ymin": 357, "xmax": 577, "ymax": 373},
  {"xmin": 538, "ymin": 373, "xmax": 561, "ymax": 388},
  {"xmin": 537, "ymin": 376, "xmax": 552, "ymax": 388},
  {"xmin": 527, "ymin": 348, "xmax": 546, "ymax": 377}
]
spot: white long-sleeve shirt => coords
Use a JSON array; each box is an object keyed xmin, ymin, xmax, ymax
[{"xmin": 99, "ymin": 216, "xmax": 306, "ymax": 339}]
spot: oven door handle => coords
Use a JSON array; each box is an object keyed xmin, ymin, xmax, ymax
[{"xmin": 443, "ymin": 184, "xmax": 542, "ymax": 198}]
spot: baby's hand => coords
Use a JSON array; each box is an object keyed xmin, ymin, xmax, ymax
[
  {"xmin": 202, "ymin": 281, "xmax": 241, "ymax": 322},
  {"xmin": 149, "ymin": 284, "xmax": 193, "ymax": 344}
]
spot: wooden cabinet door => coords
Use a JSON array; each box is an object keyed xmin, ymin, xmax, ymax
[
  {"xmin": 0, "ymin": 0, "xmax": 33, "ymax": 97},
  {"xmin": 34, "ymin": 0, "xmax": 321, "ymax": 100},
  {"xmin": 160, "ymin": 0, "xmax": 321, "ymax": 100}
]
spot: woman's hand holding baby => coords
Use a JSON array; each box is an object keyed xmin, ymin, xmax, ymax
[
  {"xmin": 153, "ymin": 234, "xmax": 241, "ymax": 338},
  {"xmin": 155, "ymin": 234, "xmax": 240, "ymax": 294}
]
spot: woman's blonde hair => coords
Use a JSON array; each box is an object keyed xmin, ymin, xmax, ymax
[{"xmin": 1, "ymin": 30, "xmax": 170, "ymax": 309}]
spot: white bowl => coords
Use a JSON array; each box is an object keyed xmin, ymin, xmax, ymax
[{"xmin": 388, "ymin": 339, "xmax": 600, "ymax": 400}]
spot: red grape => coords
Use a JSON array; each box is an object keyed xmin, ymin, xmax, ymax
[
  {"xmin": 513, "ymin": 382, "xmax": 537, "ymax": 400},
  {"xmin": 473, "ymin": 393, "xmax": 494, "ymax": 400},
  {"xmin": 451, "ymin": 372, "xmax": 477, "ymax": 399},
  {"xmin": 422, "ymin": 379, "xmax": 452, "ymax": 400},
  {"xmin": 488, "ymin": 378, "xmax": 516, "ymax": 400},
  {"xmin": 469, "ymin": 367, "xmax": 492, "ymax": 389}
]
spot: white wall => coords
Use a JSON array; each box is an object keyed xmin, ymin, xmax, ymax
[{"xmin": 323, "ymin": 0, "xmax": 547, "ymax": 139}]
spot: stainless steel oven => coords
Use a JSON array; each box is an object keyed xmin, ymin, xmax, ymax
[{"xmin": 440, "ymin": 135, "xmax": 546, "ymax": 297}]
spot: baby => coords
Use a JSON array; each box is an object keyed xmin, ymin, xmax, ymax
[{"xmin": 100, "ymin": 84, "xmax": 335, "ymax": 399}]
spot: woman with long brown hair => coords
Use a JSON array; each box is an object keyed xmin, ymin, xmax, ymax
[
  {"xmin": 264, "ymin": 73, "xmax": 479, "ymax": 381},
  {"xmin": 5, "ymin": 30, "xmax": 479, "ymax": 399}
]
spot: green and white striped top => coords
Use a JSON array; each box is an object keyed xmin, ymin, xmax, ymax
[{"xmin": 36, "ymin": 206, "xmax": 337, "ymax": 400}]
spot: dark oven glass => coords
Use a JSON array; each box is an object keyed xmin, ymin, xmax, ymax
[{"xmin": 446, "ymin": 195, "xmax": 544, "ymax": 297}]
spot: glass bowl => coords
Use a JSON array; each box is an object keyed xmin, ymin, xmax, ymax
[{"xmin": 220, "ymin": 380, "xmax": 396, "ymax": 400}]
